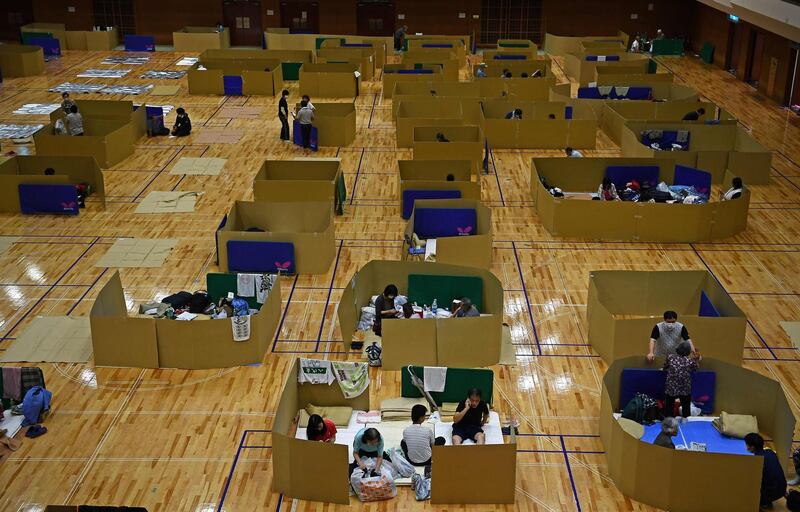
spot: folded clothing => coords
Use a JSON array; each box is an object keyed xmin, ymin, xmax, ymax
[{"xmin": 712, "ymin": 411, "xmax": 758, "ymax": 439}]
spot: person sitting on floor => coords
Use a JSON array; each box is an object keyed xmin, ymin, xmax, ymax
[
  {"xmin": 647, "ymin": 310, "xmax": 696, "ymax": 362},
  {"xmin": 476, "ymin": 64, "xmax": 487, "ymax": 77},
  {"xmin": 505, "ymin": 108, "xmax": 523, "ymax": 120},
  {"xmin": 452, "ymin": 387, "xmax": 490, "ymax": 445},
  {"xmin": 721, "ymin": 177, "xmax": 743, "ymax": 201},
  {"xmin": 654, "ymin": 416, "xmax": 679, "ymax": 449},
  {"xmin": 66, "ymin": 105, "xmax": 84, "ymax": 136},
  {"xmin": 663, "ymin": 341, "xmax": 700, "ymax": 418},
  {"xmin": 446, "ymin": 174, "xmax": 455, "ymax": 181},
  {"xmin": 565, "ymin": 146, "xmax": 583, "ymax": 158},
  {"xmin": 454, "ymin": 298, "xmax": 480, "ymax": 318},
  {"xmin": 548, "ymin": 113, "xmax": 557, "ymax": 120},
  {"xmin": 435, "ymin": 132, "xmax": 449, "ymax": 143},
  {"xmin": 501, "ymin": 68, "xmax": 510, "ymax": 78},
  {"xmin": 402, "ymin": 405, "xmax": 446, "ymax": 466},
  {"xmin": 597, "ymin": 176, "xmax": 621, "ymax": 201},
  {"xmin": 745, "ymin": 433, "xmax": 787, "ymax": 509},
  {"xmin": 350, "ymin": 427, "xmax": 390, "ymax": 476},
  {"xmin": 44, "ymin": 168, "xmax": 55, "ymax": 176},
  {"xmin": 171, "ymin": 107, "xmax": 191, "ymax": 137},
  {"xmin": 682, "ymin": 107, "xmax": 706, "ymax": 121},
  {"xmin": 306, "ymin": 413, "xmax": 337, "ymax": 443},
  {"xmin": 373, "ymin": 284, "xmax": 399, "ymax": 336},
  {"xmin": 521, "ymin": 72, "xmax": 529, "ymax": 78}
]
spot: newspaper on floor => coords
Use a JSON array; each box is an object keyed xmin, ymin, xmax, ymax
[
  {"xmin": 49, "ymin": 82, "xmax": 106, "ymax": 94},
  {"xmin": 175, "ymin": 57, "xmax": 199, "ymax": 66},
  {"xmin": 99, "ymin": 84, "xmax": 154, "ymax": 95},
  {"xmin": 101, "ymin": 56, "xmax": 150, "ymax": 65},
  {"xmin": 140, "ymin": 71, "xmax": 186, "ymax": 80},
  {"xmin": 0, "ymin": 124, "xmax": 44, "ymax": 139},
  {"xmin": 12, "ymin": 104, "xmax": 61, "ymax": 115},
  {"xmin": 77, "ymin": 68, "xmax": 131, "ymax": 78}
]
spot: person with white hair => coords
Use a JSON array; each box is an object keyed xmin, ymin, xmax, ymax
[{"xmin": 654, "ymin": 417, "xmax": 679, "ymax": 449}]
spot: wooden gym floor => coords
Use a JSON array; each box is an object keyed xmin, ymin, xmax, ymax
[{"xmin": 0, "ymin": 48, "xmax": 798, "ymax": 511}]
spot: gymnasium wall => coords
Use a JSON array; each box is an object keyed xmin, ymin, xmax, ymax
[{"xmin": 541, "ymin": 0, "xmax": 688, "ymax": 40}]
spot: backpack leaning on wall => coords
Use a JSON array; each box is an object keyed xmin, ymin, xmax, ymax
[{"xmin": 621, "ymin": 393, "xmax": 661, "ymax": 425}]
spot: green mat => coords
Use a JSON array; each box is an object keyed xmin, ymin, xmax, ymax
[
  {"xmin": 207, "ymin": 272, "xmax": 263, "ymax": 310},
  {"xmin": 499, "ymin": 42, "xmax": 530, "ymax": 48},
  {"xmin": 407, "ymin": 274, "xmax": 483, "ymax": 311},
  {"xmin": 700, "ymin": 42, "xmax": 714, "ymax": 64},
  {"xmin": 401, "ymin": 366, "xmax": 494, "ymax": 405},
  {"xmin": 335, "ymin": 173, "xmax": 346, "ymax": 215},
  {"xmin": 651, "ymin": 38, "xmax": 683, "ymax": 56},
  {"xmin": 22, "ymin": 31, "xmax": 52, "ymax": 44},
  {"xmin": 281, "ymin": 62, "xmax": 303, "ymax": 81},
  {"xmin": 316, "ymin": 37, "xmax": 345, "ymax": 49}
]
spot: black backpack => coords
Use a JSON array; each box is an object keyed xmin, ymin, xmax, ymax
[
  {"xmin": 622, "ymin": 393, "xmax": 662, "ymax": 424},
  {"xmin": 188, "ymin": 291, "xmax": 211, "ymax": 314},
  {"xmin": 161, "ymin": 291, "xmax": 192, "ymax": 309}
]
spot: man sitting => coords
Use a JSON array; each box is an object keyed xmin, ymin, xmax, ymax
[
  {"xmin": 505, "ymin": 108, "xmax": 523, "ymax": 120},
  {"xmin": 401, "ymin": 405, "xmax": 445, "ymax": 466},
  {"xmin": 452, "ymin": 387, "xmax": 490, "ymax": 445},
  {"xmin": 745, "ymin": 433, "xmax": 787, "ymax": 509},
  {"xmin": 454, "ymin": 298, "xmax": 480, "ymax": 318}
]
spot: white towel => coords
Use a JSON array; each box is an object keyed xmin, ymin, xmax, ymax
[
  {"xmin": 615, "ymin": 86, "xmax": 629, "ymax": 97},
  {"xmin": 231, "ymin": 315, "xmax": 251, "ymax": 341},
  {"xmin": 597, "ymin": 55, "xmax": 607, "ymax": 62},
  {"xmin": 298, "ymin": 358, "xmax": 335, "ymax": 385},
  {"xmin": 423, "ymin": 366, "xmax": 447, "ymax": 392},
  {"xmin": 255, "ymin": 274, "xmax": 273, "ymax": 304},
  {"xmin": 236, "ymin": 273, "xmax": 256, "ymax": 297}
]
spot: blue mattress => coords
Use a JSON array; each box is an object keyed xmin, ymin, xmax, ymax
[{"xmin": 642, "ymin": 421, "xmax": 751, "ymax": 455}]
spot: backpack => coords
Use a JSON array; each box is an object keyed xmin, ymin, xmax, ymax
[
  {"xmin": 787, "ymin": 490, "xmax": 800, "ymax": 512},
  {"xmin": 365, "ymin": 342, "xmax": 382, "ymax": 367},
  {"xmin": 621, "ymin": 393, "xmax": 661, "ymax": 424},
  {"xmin": 188, "ymin": 291, "xmax": 211, "ymax": 314},
  {"xmin": 161, "ymin": 291, "xmax": 193, "ymax": 309}
]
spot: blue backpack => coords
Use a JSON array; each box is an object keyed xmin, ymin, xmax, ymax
[{"xmin": 22, "ymin": 386, "xmax": 52, "ymax": 426}]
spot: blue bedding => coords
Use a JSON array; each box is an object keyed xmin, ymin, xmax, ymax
[
  {"xmin": 226, "ymin": 240, "xmax": 295, "ymax": 274},
  {"xmin": 642, "ymin": 421, "xmax": 751, "ymax": 455},
  {"xmin": 18, "ymin": 184, "xmax": 79, "ymax": 215},
  {"xmin": 402, "ymin": 189, "xmax": 461, "ymax": 219},
  {"xmin": 413, "ymin": 208, "xmax": 477, "ymax": 239}
]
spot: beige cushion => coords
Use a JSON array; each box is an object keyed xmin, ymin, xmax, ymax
[
  {"xmin": 380, "ymin": 397, "xmax": 427, "ymax": 411},
  {"xmin": 617, "ymin": 417, "xmax": 644, "ymax": 439},
  {"xmin": 712, "ymin": 411, "xmax": 758, "ymax": 439},
  {"xmin": 300, "ymin": 404, "xmax": 353, "ymax": 427}
]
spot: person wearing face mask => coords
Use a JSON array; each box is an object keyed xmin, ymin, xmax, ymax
[{"xmin": 647, "ymin": 310, "xmax": 696, "ymax": 362}]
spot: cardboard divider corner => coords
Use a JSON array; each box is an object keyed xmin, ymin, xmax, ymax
[
  {"xmin": 172, "ymin": 26, "xmax": 231, "ymax": 52},
  {"xmin": 316, "ymin": 46, "xmax": 376, "ymax": 81},
  {"xmin": 395, "ymin": 98, "xmax": 482, "ymax": 148},
  {"xmin": 601, "ymin": 356, "xmax": 795, "ymax": 512},
  {"xmin": 188, "ymin": 49, "xmax": 285, "ymax": 96},
  {"xmin": 601, "ymin": 100, "xmax": 721, "ymax": 146},
  {"xmin": 89, "ymin": 271, "xmax": 281, "ymax": 369},
  {"xmin": 542, "ymin": 31, "xmax": 631, "ymax": 56},
  {"xmin": 530, "ymin": 157, "xmax": 750, "ymax": 241},
  {"xmin": 337, "ymin": 260, "xmax": 503, "ymax": 370},
  {"xmin": 0, "ymin": 43, "xmax": 45, "ymax": 77},
  {"xmin": 412, "ymin": 125, "xmax": 485, "ymax": 175},
  {"xmin": 382, "ymin": 65, "xmax": 446, "ymax": 99},
  {"xmin": 587, "ymin": 270, "xmax": 747, "ymax": 365},
  {"xmin": 479, "ymin": 57, "xmax": 552, "ymax": 80},
  {"xmin": 253, "ymin": 158, "xmax": 343, "ymax": 205},
  {"xmin": 263, "ymin": 32, "xmax": 389, "ymax": 68},
  {"xmin": 562, "ymin": 51, "xmax": 652, "ymax": 86},
  {"xmin": 299, "ymin": 62, "xmax": 361, "ymax": 98},
  {"xmin": 397, "ymin": 159, "xmax": 480, "ymax": 214}
]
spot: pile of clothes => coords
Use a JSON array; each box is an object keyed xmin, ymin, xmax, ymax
[
  {"xmin": 616, "ymin": 181, "xmax": 708, "ymax": 204},
  {"xmin": 357, "ymin": 295, "xmax": 452, "ymax": 331}
]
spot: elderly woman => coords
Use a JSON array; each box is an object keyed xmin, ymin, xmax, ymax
[{"xmin": 654, "ymin": 417, "xmax": 679, "ymax": 449}]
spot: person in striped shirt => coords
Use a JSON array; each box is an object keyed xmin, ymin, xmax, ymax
[{"xmin": 401, "ymin": 405, "xmax": 445, "ymax": 466}]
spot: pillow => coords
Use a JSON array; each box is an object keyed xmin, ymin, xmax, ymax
[
  {"xmin": 712, "ymin": 411, "xmax": 758, "ymax": 439},
  {"xmin": 297, "ymin": 409, "xmax": 311, "ymax": 428},
  {"xmin": 302, "ymin": 404, "xmax": 354, "ymax": 427}
]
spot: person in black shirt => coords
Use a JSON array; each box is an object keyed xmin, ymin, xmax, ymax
[
  {"xmin": 394, "ymin": 25, "xmax": 407, "ymax": 52},
  {"xmin": 681, "ymin": 107, "xmax": 705, "ymax": 121},
  {"xmin": 171, "ymin": 107, "xmax": 191, "ymax": 137},
  {"xmin": 372, "ymin": 284, "xmax": 398, "ymax": 336},
  {"xmin": 278, "ymin": 89, "xmax": 290, "ymax": 141},
  {"xmin": 452, "ymin": 387, "xmax": 490, "ymax": 445},
  {"xmin": 745, "ymin": 433, "xmax": 787, "ymax": 508}
]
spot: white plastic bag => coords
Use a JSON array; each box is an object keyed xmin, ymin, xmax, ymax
[
  {"xmin": 386, "ymin": 448, "xmax": 415, "ymax": 478},
  {"xmin": 412, "ymin": 473, "xmax": 431, "ymax": 501},
  {"xmin": 690, "ymin": 402, "xmax": 702, "ymax": 417},
  {"xmin": 350, "ymin": 461, "xmax": 396, "ymax": 502}
]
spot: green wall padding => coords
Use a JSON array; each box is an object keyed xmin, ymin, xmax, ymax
[
  {"xmin": 700, "ymin": 42, "xmax": 715, "ymax": 64},
  {"xmin": 651, "ymin": 38, "xmax": 683, "ymax": 56},
  {"xmin": 402, "ymin": 366, "xmax": 494, "ymax": 405},
  {"xmin": 281, "ymin": 62, "xmax": 303, "ymax": 80},
  {"xmin": 207, "ymin": 272, "xmax": 262, "ymax": 310},
  {"xmin": 407, "ymin": 274, "xmax": 484, "ymax": 311},
  {"xmin": 499, "ymin": 42, "xmax": 529, "ymax": 48}
]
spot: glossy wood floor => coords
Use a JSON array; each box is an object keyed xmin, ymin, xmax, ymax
[{"xmin": 0, "ymin": 49, "xmax": 798, "ymax": 512}]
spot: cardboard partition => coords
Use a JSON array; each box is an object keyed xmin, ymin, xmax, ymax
[
  {"xmin": 480, "ymin": 99, "xmax": 597, "ymax": 149},
  {"xmin": 563, "ymin": 52, "xmax": 650, "ymax": 85},
  {"xmin": 90, "ymin": 271, "xmax": 281, "ymax": 369},
  {"xmin": 272, "ymin": 357, "xmax": 371, "ymax": 504},
  {"xmin": 34, "ymin": 118, "xmax": 135, "ymax": 168},
  {"xmin": 49, "ymin": 99, "xmax": 146, "ymax": 145},
  {"xmin": 430, "ymin": 442, "xmax": 516, "ymax": 504},
  {"xmin": 581, "ymin": 40, "xmax": 626, "ymax": 53},
  {"xmin": 497, "ymin": 39, "xmax": 537, "ymax": 51},
  {"xmin": 402, "ymin": 50, "xmax": 460, "ymax": 81},
  {"xmin": 404, "ymin": 198, "xmax": 492, "ymax": 269},
  {"xmin": 173, "ymin": 27, "xmax": 230, "ymax": 52},
  {"xmin": 21, "ymin": 23, "xmax": 67, "ymax": 49},
  {"xmin": 481, "ymin": 59, "xmax": 551, "ymax": 79},
  {"xmin": 594, "ymin": 68, "xmax": 672, "ymax": 86},
  {"xmin": 253, "ymin": 158, "xmax": 342, "ymax": 205},
  {"xmin": 217, "ymin": 201, "xmax": 335, "ymax": 274},
  {"xmin": 189, "ymin": 52, "xmax": 284, "ymax": 96},
  {"xmin": 587, "ymin": 270, "xmax": 747, "ymax": 365},
  {"xmin": 483, "ymin": 49, "xmax": 538, "ymax": 62},
  {"xmin": 299, "ymin": 62, "xmax": 360, "ymax": 98},
  {"xmin": 543, "ymin": 32, "xmax": 630, "ymax": 56},
  {"xmin": 0, "ymin": 155, "xmax": 105, "ymax": 212},
  {"xmin": 198, "ymin": 48, "xmax": 310, "ymax": 81},
  {"xmin": 296, "ymin": 102, "xmax": 356, "ymax": 147},
  {"xmin": 395, "ymin": 98, "xmax": 482, "ymax": 148},
  {"xmin": 620, "ymin": 121, "xmax": 772, "ymax": 184},
  {"xmin": 601, "ymin": 356, "xmax": 795, "ymax": 512},
  {"xmin": 383, "ymin": 65, "xmax": 446, "ymax": 98},
  {"xmin": 413, "ymin": 126, "xmax": 485, "ymax": 175},
  {"xmin": 316, "ymin": 47, "xmax": 376, "ymax": 81},
  {"xmin": 65, "ymin": 28, "xmax": 119, "ymax": 50},
  {"xmin": 398, "ymin": 159, "xmax": 479, "ymax": 214},
  {"xmin": 264, "ymin": 31, "xmax": 390, "ymax": 66},
  {"xmin": 406, "ymin": 36, "xmax": 468, "ymax": 66},
  {"xmin": 601, "ymin": 101, "xmax": 718, "ymax": 145},
  {"xmin": 337, "ymin": 260, "xmax": 503, "ymax": 369},
  {"xmin": 530, "ymin": 157, "xmax": 751, "ymax": 241},
  {"xmin": 0, "ymin": 44, "xmax": 44, "ymax": 77},
  {"xmin": 392, "ymin": 81, "xmax": 482, "ymax": 118}
]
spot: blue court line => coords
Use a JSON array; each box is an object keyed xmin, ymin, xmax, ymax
[
  {"xmin": 66, "ymin": 268, "xmax": 109, "ymax": 315},
  {"xmin": 512, "ymin": 241, "xmax": 542, "ymax": 354},
  {"xmin": 216, "ymin": 429, "xmax": 253, "ymax": 512},
  {"xmin": 132, "ymin": 146, "xmax": 185, "ymax": 201},
  {"xmin": 489, "ymin": 147, "xmax": 506, "ymax": 206},
  {"xmin": 348, "ymin": 148, "xmax": 366, "ymax": 206},
  {"xmin": 560, "ymin": 435, "xmax": 583, "ymax": 511},
  {"xmin": 315, "ymin": 240, "xmax": 344, "ymax": 352},
  {"xmin": 367, "ymin": 94, "xmax": 378, "ymax": 128},
  {"xmin": 271, "ymin": 275, "xmax": 299, "ymax": 353}
]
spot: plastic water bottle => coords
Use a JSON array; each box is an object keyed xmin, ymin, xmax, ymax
[{"xmin": 431, "ymin": 299, "xmax": 438, "ymax": 315}]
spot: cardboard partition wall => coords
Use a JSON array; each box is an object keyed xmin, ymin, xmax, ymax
[
  {"xmin": 20, "ymin": 23, "xmax": 67, "ymax": 48},
  {"xmin": 188, "ymin": 51, "xmax": 284, "ymax": 96},
  {"xmin": 480, "ymin": 99, "xmax": 598, "ymax": 149},
  {"xmin": 173, "ymin": 27, "xmax": 230, "ymax": 52},
  {"xmin": 497, "ymin": 38, "xmax": 537, "ymax": 52},
  {"xmin": 272, "ymin": 357, "xmax": 371, "ymax": 504},
  {"xmin": 481, "ymin": 60, "xmax": 551, "ymax": 79},
  {"xmin": 319, "ymin": 38, "xmax": 387, "ymax": 68},
  {"xmin": 600, "ymin": 356, "xmax": 795, "ymax": 512},
  {"xmin": 563, "ymin": 52, "xmax": 650, "ymax": 85},
  {"xmin": 397, "ymin": 159, "xmax": 480, "ymax": 215},
  {"xmin": 543, "ymin": 32, "xmax": 630, "ymax": 55},
  {"xmin": 620, "ymin": 121, "xmax": 773, "ymax": 184},
  {"xmin": 601, "ymin": 101, "xmax": 719, "ymax": 145},
  {"xmin": 49, "ymin": 99, "xmax": 147, "ymax": 145},
  {"xmin": 587, "ymin": 270, "xmax": 747, "ymax": 365},
  {"xmin": 0, "ymin": 155, "xmax": 106, "ymax": 212},
  {"xmin": 0, "ymin": 44, "xmax": 45, "ymax": 77},
  {"xmin": 550, "ymin": 82, "xmax": 700, "ymax": 121},
  {"xmin": 404, "ymin": 198, "xmax": 492, "ymax": 269},
  {"xmin": 413, "ymin": 126, "xmax": 485, "ymax": 175},
  {"xmin": 299, "ymin": 63, "xmax": 360, "ymax": 98},
  {"xmin": 395, "ymin": 98, "xmax": 481, "ymax": 147},
  {"xmin": 383, "ymin": 65, "xmax": 446, "ymax": 98},
  {"xmin": 392, "ymin": 81, "xmax": 482, "ymax": 119},
  {"xmin": 65, "ymin": 28, "xmax": 119, "ymax": 50},
  {"xmin": 406, "ymin": 36, "xmax": 468, "ymax": 66},
  {"xmin": 217, "ymin": 201, "xmax": 335, "ymax": 275},
  {"xmin": 291, "ymin": 102, "xmax": 356, "ymax": 147},
  {"xmin": 253, "ymin": 159, "xmax": 343, "ymax": 206},
  {"xmin": 594, "ymin": 66, "xmax": 672, "ymax": 85},
  {"xmin": 264, "ymin": 31, "xmax": 390, "ymax": 67},
  {"xmin": 337, "ymin": 260, "xmax": 503, "ymax": 370},
  {"xmin": 90, "ymin": 271, "xmax": 281, "ymax": 369},
  {"xmin": 316, "ymin": 47, "xmax": 376, "ymax": 81},
  {"xmin": 34, "ymin": 118, "xmax": 136, "ymax": 168},
  {"xmin": 581, "ymin": 40, "xmax": 626, "ymax": 53},
  {"xmin": 402, "ymin": 51, "xmax": 460, "ymax": 81},
  {"xmin": 530, "ymin": 157, "xmax": 751, "ymax": 242},
  {"xmin": 474, "ymin": 77, "xmax": 555, "ymax": 100}
]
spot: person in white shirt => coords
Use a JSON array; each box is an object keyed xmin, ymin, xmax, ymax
[
  {"xmin": 565, "ymin": 147, "xmax": 583, "ymax": 158},
  {"xmin": 401, "ymin": 405, "xmax": 445, "ymax": 466},
  {"xmin": 295, "ymin": 100, "xmax": 315, "ymax": 149},
  {"xmin": 65, "ymin": 105, "xmax": 84, "ymax": 136},
  {"xmin": 721, "ymin": 177, "xmax": 743, "ymax": 201},
  {"xmin": 630, "ymin": 36, "xmax": 641, "ymax": 53}
]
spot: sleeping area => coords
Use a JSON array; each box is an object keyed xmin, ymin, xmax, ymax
[{"xmin": 398, "ymin": 159, "xmax": 479, "ymax": 219}]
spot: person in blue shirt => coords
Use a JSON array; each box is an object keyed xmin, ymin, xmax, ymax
[
  {"xmin": 505, "ymin": 108, "xmax": 522, "ymax": 120},
  {"xmin": 349, "ymin": 427, "xmax": 389, "ymax": 476},
  {"xmin": 745, "ymin": 433, "xmax": 787, "ymax": 509}
]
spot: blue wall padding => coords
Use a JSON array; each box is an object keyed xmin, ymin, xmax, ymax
[
  {"xmin": 223, "ymin": 75, "xmax": 243, "ymax": 95},
  {"xmin": 605, "ymin": 165, "xmax": 661, "ymax": 189},
  {"xmin": 699, "ymin": 291, "xmax": 721, "ymax": 317},
  {"xmin": 402, "ymin": 189, "xmax": 461, "ymax": 219},
  {"xmin": 413, "ymin": 208, "xmax": 477, "ymax": 239},
  {"xmin": 585, "ymin": 55, "xmax": 620, "ymax": 61},
  {"xmin": 395, "ymin": 69, "xmax": 434, "ymax": 74},
  {"xmin": 492, "ymin": 54, "xmax": 526, "ymax": 60},
  {"xmin": 422, "ymin": 43, "xmax": 452, "ymax": 48},
  {"xmin": 619, "ymin": 368, "xmax": 716, "ymax": 414},
  {"xmin": 28, "ymin": 37, "xmax": 60, "ymax": 56},
  {"xmin": 124, "ymin": 35, "xmax": 155, "ymax": 51},
  {"xmin": 226, "ymin": 240, "xmax": 295, "ymax": 274},
  {"xmin": 18, "ymin": 184, "xmax": 78, "ymax": 215},
  {"xmin": 674, "ymin": 164, "xmax": 711, "ymax": 195},
  {"xmin": 565, "ymin": 106, "xmax": 573, "ymax": 119}
]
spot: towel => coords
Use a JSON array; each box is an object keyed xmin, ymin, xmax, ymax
[
  {"xmin": 423, "ymin": 366, "xmax": 447, "ymax": 392},
  {"xmin": 332, "ymin": 361, "xmax": 370, "ymax": 399},
  {"xmin": 2, "ymin": 367, "xmax": 21, "ymax": 401},
  {"xmin": 356, "ymin": 410, "xmax": 382, "ymax": 424},
  {"xmin": 236, "ymin": 273, "xmax": 256, "ymax": 297},
  {"xmin": 615, "ymin": 86, "xmax": 629, "ymax": 97},
  {"xmin": 598, "ymin": 86, "xmax": 613, "ymax": 97},
  {"xmin": 231, "ymin": 315, "xmax": 251, "ymax": 341},
  {"xmin": 298, "ymin": 358, "xmax": 335, "ymax": 385},
  {"xmin": 255, "ymin": 274, "xmax": 273, "ymax": 304}
]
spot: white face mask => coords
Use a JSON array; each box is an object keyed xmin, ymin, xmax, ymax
[{"xmin": 664, "ymin": 323, "xmax": 676, "ymax": 331}]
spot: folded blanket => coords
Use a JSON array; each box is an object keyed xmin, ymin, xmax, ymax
[
  {"xmin": 712, "ymin": 411, "xmax": 758, "ymax": 439},
  {"xmin": 357, "ymin": 411, "xmax": 382, "ymax": 424}
]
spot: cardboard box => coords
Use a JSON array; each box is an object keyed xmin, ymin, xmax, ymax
[
  {"xmin": 480, "ymin": 99, "xmax": 597, "ymax": 149},
  {"xmin": 188, "ymin": 50, "xmax": 284, "ymax": 96},
  {"xmin": 600, "ymin": 356, "xmax": 795, "ymax": 512},
  {"xmin": 20, "ymin": 23, "xmax": 66, "ymax": 49},
  {"xmin": 49, "ymin": 99, "xmax": 146, "ymax": 145},
  {"xmin": 337, "ymin": 260, "xmax": 503, "ymax": 370},
  {"xmin": 587, "ymin": 270, "xmax": 747, "ymax": 365},
  {"xmin": 563, "ymin": 52, "xmax": 651, "ymax": 86},
  {"xmin": 404, "ymin": 198, "xmax": 492, "ymax": 269},
  {"xmin": 602, "ymin": 101, "xmax": 719, "ymax": 145},
  {"xmin": 543, "ymin": 32, "xmax": 630, "ymax": 55},
  {"xmin": 316, "ymin": 47, "xmax": 376, "ymax": 81},
  {"xmin": 405, "ymin": 36, "xmax": 469, "ymax": 66},
  {"xmin": 383, "ymin": 65, "xmax": 447, "ymax": 98},
  {"xmin": 173, "ymin": 27, "xmax": 230, "ymax": 52},
  {"xmin": 0, "ymin": 44, "xmax": 44, "ymax": 77},
  {"xmin": 398, "ymin": 159, "xmax": 480, "ymax": 214},
  {"xmin": 217, "ymin": 201, "xmax": 335, "ymax": 274},
  {"xmin": 65, "ymin": 28, "xmax": 119, "ymax": 50},
  {"xmin": 530, "ymin": 157, "xmax": 751, "ymax": 241},
  {"xmin": 392, "ymin": 81, "xmax": 482, "ymax": 119},
  {"xmin": 0, "ymin": 155, "xmax": 105, "ymax": 212},
  {"xmin": 299, "ymin": 63, "xmax": 360, "ymax": 98},
  {"xmin": 620, "ymin": 121, "xmax": 772, "ymax": 184},
  {"xmin": 479, "ymin": 58, "xmax": 551, "ymax": 79},
  {"xmin": 90, "ymin": 271, "xmax": 281, "ymax": 369},
  {"xmin": 402, "ymin": 50, "xmax": 460, "ymax": 81},
  {"xmin": 291, "ymin": 102, "xmax": 355, "ymax": 147},
  {"xmin": 395, "ymin": 98, "xmax": 481, "ymax": 148},
  {"xmin": 253, "ymin": 159, "xmax": 343, "ymax": 206},
  {"xmin": 413, "ymin": 126, "xmax": 485, "ymax": 175},
  {"xmin": 34, "ymin": 118, "xmax": 138, "ymax": 168}
]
